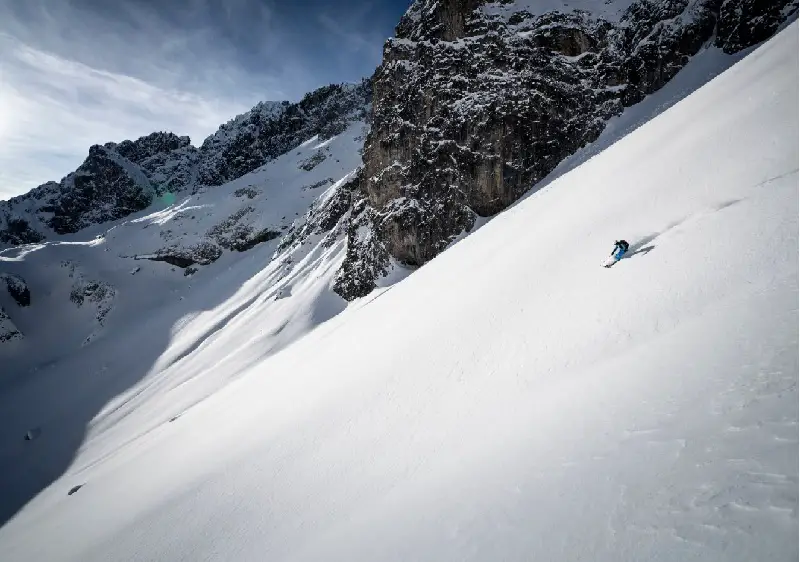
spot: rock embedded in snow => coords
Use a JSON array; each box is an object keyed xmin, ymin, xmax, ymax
[
  {"xmin": 23, "ymin": 428, "xmax": 41, "ymax": 442},
  {"xmin": 62, "ymin": 261, "xmax": 117, "ymax": 327},
  {"xmin": 233, "ymin": 186, "xmax": 260, "ymax": 199},
  {"xmin": 1, "ymin": 273, "xmax": 31, "ymax": 307},
  {"xmin": 151, "ymin": 241, "xmax": 224, "ymax": 268},
  {"xmin": 0, "ymin": 305, "xmax": 23, "ymax": 342},
  {"xmin": 206, "ymin": 206, "xmax": 282, "ymax": 252},
  {"xmin": 0, "ymin": 216, "xmax": 45, "ymax": 245}
]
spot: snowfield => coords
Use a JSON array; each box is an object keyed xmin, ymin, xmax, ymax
[{"xmin": 0, "ymin": 21, "xmax": 797, "ymax": 562}]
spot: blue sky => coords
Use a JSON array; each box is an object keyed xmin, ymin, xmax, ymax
[{"xmin": 0, "ymin": 0, "xmax": 411, "ymax": 199}]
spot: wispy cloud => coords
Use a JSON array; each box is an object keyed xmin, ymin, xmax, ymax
[
  {"xmin": 0, "ymin": 0, "xmax": 288, "ymax": 199},
  {"xmin": 0, "ymin": 34, "xmax": 252, "ymax": 199},
  {"xmin": 0, "ymin": 0, "xmax": 410, "ymax": 200}
]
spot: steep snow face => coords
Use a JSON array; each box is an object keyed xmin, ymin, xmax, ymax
[
  {"xmin": 0, "ymin": 112, "xmax": 370, "ymax": 528},
  {"xmin": 0, "ymin": 21, "xmax": 796, "ymax": 562},
  {"xmin": 338, "ymin": 0, "xmax": 797, "ymax": 299}
]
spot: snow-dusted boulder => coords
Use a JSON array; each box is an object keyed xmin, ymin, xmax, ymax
[
  {"xmin": 144, "ymin": 241, "xmax": 224, "ymax": 268},
  {"xmin": 0, "ymin": 273, "xmax": 30, "ymax": 307},
  {"xmin": 0, "ymin": 305, "xmax": 22, "ymax": 342}
]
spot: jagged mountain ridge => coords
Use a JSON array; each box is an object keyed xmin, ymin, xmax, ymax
[
  {"xmin": 0, "ymin": 80, "xmax": 371, "ymax": 242},
  {"xmin": 0, "ymin": 0, "xmax": 795, "ymax": 348},
  {"xmin": 332, "ymin": 0, "xmax": 798, "ymax": 299},
  {"xmin": 0, "ymin": 120, "xmax": 370, "ymax": 349},
  {"xmin": 0, "ymin": 81, "xmax": 371, "ymax": 346},
  {"xmin": 198, "ymin": 83, "xmax": 372, "ymax": 186},
  {"xmin": 0, "ymin": 21, "xmax": 795, "ymax": 559}
]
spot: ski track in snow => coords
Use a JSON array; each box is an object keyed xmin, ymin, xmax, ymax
[{"xmin": 0, "ymin": 22, "xmax": 797, "ymax": 562}]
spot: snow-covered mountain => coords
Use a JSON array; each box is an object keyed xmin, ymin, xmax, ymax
[
  {"xmin": 335, "ymin": 0, "xmax": 798, "ymax": 298},
  {"xmin": 0, "ymin": 19, "xmax": 796, "ymax": 561},
  {"xmin": 0, "ymin": 81, "xmax": 370, "ymax": 241},
  {"xmin": 1, "ymin": 0, "xmax": 795, "ymax": 342},
  {"xmin": 0, "ymin": 0, "xmax": 796, "ymax": 557},
  {"xmin": 0, "ymin": 80, "xmax": 371, "ymax": 343}
]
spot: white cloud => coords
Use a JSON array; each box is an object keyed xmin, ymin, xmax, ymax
[
  {"xmin": 0, "ymin": 0, "xmax": 392, "ymax": 201},
  {"xmin": 0, "ymin": 0, "xmax": 315, "ymax": 201},
  {"xmin": 0, "ymin": 34, "xmax": 258, "ymax": 200}
]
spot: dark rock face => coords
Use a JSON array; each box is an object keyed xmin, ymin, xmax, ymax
[
  {"xmin": 44, "ymin": 146, "xmax": 154, "ymax": 234},
  {"xmin": 277, "ymin": 173, "xmax": 360, "ymax": 257},
  {"xmin": 333, "ymin": 191, "xmax": 392, "ymax": 301},
  {"xmin": 333, "ymin": 0, "xmax": 797, "ymax": 299},
  {"xmin": 0, "ymin": 135, "xmax": 193, "ymax": 240},
  {"xmin": 619, "ymin": 0, "xmax": 720, "ymax": 105},
  {"xmin": 716, "ymin": 0, "xmax": 797, "ymax": 52},
  {"xmin": 0, "ymin": 305, "xmax": 23, "ymax": 342},
  {"xmin": 137, "ymin": 144, "xmax": 200, "ymax": 195},
  {"xmin": 1, "ymin": 273, "xmax": 31, "ymax": 307},
  {"xmin": 147, "ymin": 241, "xmax": 223, "ymax": 268},
  {"xmin": 107, "ymin": 132, "xmax": 192, "ymax": 165},
  {"xmin": 197, "ymin": 81, "xmax": 372, "ymax": 187},
  {"xmin": 0, "ymin": 216, "xmax": 45, "ymax": 245}
]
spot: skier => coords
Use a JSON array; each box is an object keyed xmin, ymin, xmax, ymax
[{"xmin": 605, "ymin": 239, "xmax": 629, "ymax": 267}]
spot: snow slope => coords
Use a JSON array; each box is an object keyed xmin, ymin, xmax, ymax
[
  {"xmin": 0, "ymin": 21, "xmax": 797, "ymax": 562},
  {"xmin": 0, "ymin": 119, "xmax": 367, "ymax": 366},
  {"xmin": 0, "ymin": 119, "xmax": 368, "ymax": 528}
]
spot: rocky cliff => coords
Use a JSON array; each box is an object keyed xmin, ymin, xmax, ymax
[
  {"xmin": 0, "ymin": 1, "xmax": 794, "ymax": 307},
  {"xmin": 332, "ymin": 0, "xmax": 797, "ymax": 299},
  {"xmin": 197, "ymin": 81, "xmax": 371, "ymax": 187},
  {"xmin": 0, "ymin": 132, "xmax": 195, "ymax": 239}
]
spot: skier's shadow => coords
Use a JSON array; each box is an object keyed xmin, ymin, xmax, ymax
[
  {"xmin": 621, "ymin": 235, "xmax": 658, "ymax": 261},
  {"xmin": 628, "ymin": 244, "xmax": 655, "ymax": 257},
  {"xmin": 619, "ymin": 198, "xmax": 745, "ymax": 263}
]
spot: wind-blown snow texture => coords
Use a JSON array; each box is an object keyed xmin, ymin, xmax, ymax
[{"xmin": 0, "ymin": 21, "xmax": 796, "ymax": 562}]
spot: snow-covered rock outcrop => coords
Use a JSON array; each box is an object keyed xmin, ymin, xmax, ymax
[
  {"xmin": 197, "ymin": 82, "xmax": 372, "ymax": 187},
  {"xmin": 0, "ymin": 306, "xmax": 22, "ymax": 342},
  {"xmin": 0, "ymin": 273, "xmax": 30, "ymax": 307},
  {"xmin": 333, "ymin": 0, "xmax": 798, "ymax": 299},
  {"xmin": 0, "ymin": 141, "xmax": 171, "ymax": 238}
]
